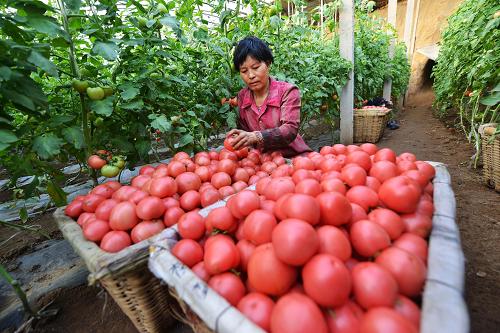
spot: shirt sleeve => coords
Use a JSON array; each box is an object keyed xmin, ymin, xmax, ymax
[
  {"xmin": 236, "ymin": 90, "xmax": 250, "ymax": 131},
  {"xmin": 260, "ymin": 85, "xmax": 301, "ymax": 151}
]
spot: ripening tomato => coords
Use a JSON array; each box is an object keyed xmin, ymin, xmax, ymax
[
  {"xmin": 321, "ymin": 178, "xmax": 347, "ymax": 195},
  {"xmin": 139, "ymin": 165, "xmax": 155, "ymax": 176},
  {"xmin": 271, "ymin": 293, "xmax": 327, "ymax": 333},
  {"xmin": 393, "ymin": 233, "xmax": 428, "ymax": 263},
  {"xmin": 272, "ymin": 218, "xmax": 319, "ymax": 266},
  {"xmin": 91, "ymin": 184, "xmax": 114, "ymax": 198},
  {"xmin": 152, "ymin": 165, "xmax": 169, "ymax": 178},
  {"xmin": 248, "ymin": 244, "xmax": 297, "ymax": 296},
  {"xmin": 243, "ymin": 210, "xmax": 277, "ymax": 245},
  {"xmin": 346, "ymin": 151, "xmax": 372, "ymax": 171},
  {"xmin": 109, "ymin": 201, "xmax": 139, "ymax": 231},
  {"xmin": 237, "ymin": 292, "xmax": 274, "ymax": 331},
  {"xmin": 211, "ymin": 172, "xmax": 232, "ymax": 189},
  {"xmin": 136, "ymin": 196, "xmax": 165, "ymax": 220},
  {"xmin": 82, "ymin": 194, "xmax": 106, "ymax": 213},
  {"xmin": 163, "ymin": 207, "xmax": 184, "ymax": 227},
  {"xmin": 316, "ymin": 192, "xmax": 352, "ymax": 226},
  {"xmin": 65, "ymin": 200, "xmax": 83, "ymax": 218},
  {"xmin": 83, "ymin": 219, "xmax": 110, "ymax": 242},
  {"xmin": 200, "ymin": 188, "xmax": 221, "ymax": 207},
  {"xmin": 292, "ymin": 156, "xmax": 315, "ymax": 170},
  {"xmin": 295, "ymin": 178, "xmax": 322, "ymax": 196},
  {"xmin": 77, "ymin": 212, "xmax": 96, "ymax": 227},
  {"xmin": 127, "ymin": 189, "xmax": 149, "ymax": 204},
  {"xmin": 360, "ymin": 143, "xmax": 378, "ymax": 155},
  {"xmin": 350, "ymin": 220, "xmax": 391, "ymax": 258},
  {"xmin": 369, "ymin": 161, "xmax": 398, "ymax": 183},
  {"xmin": 179, "ymin": 190, "xmax": 201, "ymax": 211},
  {"xmin": 264, "ymin": 177, "xmax": 295, "ymax": 201},
  {"xmin": 131, "ymin": 175, "xmax": 151, "ymax": 189},
  {"xmin": 229, "ymin": 190, "xmax": 260, "ymax": 219},
  {"xmin": 172, "ymin": 239, "xmax": 203, "ymax": 267},
  {"xmin": 379, "ymin": 176, "xmax": 422, "ymax": 214},
  {"xmin": 219, "ymin": 185, "xmax": 235, "ymax": 198},
  {"xmin": 368, "ymin": 208, "xmax": 404, "ymax": 240},
  {"xmin": 349, "ymin": 203, "xmax": 368, "ymax": 227},
  {"xmin": 94, "ymin": 199, "xmax": 119, "ymax": 221},
  {"xmin": 281, "ymin": 194, "xmax": 320, "ymax": 225},
  {"xmin": 316, "ymin": 225, "xmax": 352, "ymax": 261},
  {"xmin": 149, "ymin": 176, "xmax": 177, "ymax": 198},
  {"xmin": 87, "ymin": 155, "xmax": 107, "ymax": 169},
  {"xmin": 415, "ymin": 161, "xmax": 435, "ymax": 181},
  {"xmin": 400, "ymin": 213, "xmax": 432, "ymax": 238},
  {"xmin": 375, "ymin": 247, "xmax": 427, "ymax": 297},
  {"xmin": 217, "ymin": 159, "xmax": 237, "ymax": 176},
  {"xmin": 394, "ymin": 294, "xmax": 421, "ymax": 330},
  {"xmin": 178, "ymin": 211, "xmax": 205, "ymax": 240},
  {"xmin": 131, "ymin": 220, "xmax": 164, "ymax": 243},
  {"xmin": 175, "ymin": 172, "xmax": 201, "ymax": 194},
  {"xmin": 205, "ymin": 207, "xmax": 235, "ymax": 233},
  {"xmin": 100, "ymin": 231, "xmax": 132, "ymax": 253},
  {"xmin": 204, "ymin": 235, "xmax": 240, "ymax": 275},
  {"xmin": 209, "ymin": 272, "xmax": 246, "ymax": 306},
  {"xmin": 167, "ymin": 161, "xmax": 187, "ymax": 177},
  {"xmin": 341, "ymin": 165, "xmax": 367, "ymax": 187},
  {"xmin": 324, "ymin": 301, "xmax": 363, "ymax": 333},
  {"xmin": 359, "ymin": 307, "xmax": 417, "ymax": 333},
  {"xmin": 374, "ymin": 148, "xmax": 397, "ymax": 163},
  {"xmin": 192, "ymin": 261, "xmax": 210, "ymax": 282},
  {"xmin": 346, "ymin": 186, "xmax": 379, "ymax": 212},
  {"xmin": 302, "ymin": 254, "xmax": 351, "ymax": 307},
  {"xmin": 162, "ymin": 197, "xmax": 179, "ymax": 209},
  {"xmin": 365, "ymin": 176, "xmax": 382, "ymax": 192},
  {"xmin": 352, "ymin": 262, "xmax": 398, "ymax": 309},
  {"xmin": 332, "ymin": 144, "xmax": 347, "ymax": 155}
]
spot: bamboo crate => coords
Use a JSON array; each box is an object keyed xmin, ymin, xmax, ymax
[
  {"xmin": 479, "ymin": 123, "xmax": 500, "ymax": 192},
  {"xmin": 54, "ymin": 209, "xmax": 178, "ymax": 333},
  {"xmin": 148, "ymin": 166, "xmax": 469, "ymax": 333},
  {"xmin": 353, "ymin": 107, "xmax": 391, "ymax": 143}
]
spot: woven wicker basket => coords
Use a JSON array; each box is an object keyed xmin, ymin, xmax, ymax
[
  {"xmin": 353, "ymin": 107, "xmax": 391, "ymax": 143},
  {"xmin": 54, "ymin": 208, "xmax": 177, "ymax": 333},
  {"xmin": 479, "ymin": 123, "xmax": 500, "ymax": 192}
]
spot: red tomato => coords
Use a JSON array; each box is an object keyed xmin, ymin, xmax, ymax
[
  {"xmin": 136, "ymin": 196, "xmax": 165, "ymax": 220},
  {"xmin": 350, "ymin": 220, "xmax": 391, "ymax": 258},
  {"xmin": 209, "ymin": 151, "xmax": 219, "ymax": 160},
  {"xmin": 77, "ymin": 212, "xmax": 96, "ymax": 227},
  {"xmin": 264, "ymin": 177, "xmax": 295, "ymax": 201},
  {"xmin": 399, "ymin": 152, "xmax": 417, "ymax": 162},
  {"xmin": 131, "ymin": 219, "xmax": 164, "ymax": 243},
  {"xmin": 292, "ymin": 156, "xmax": 315, "ymax": 170},
  {"xmin": 346, "ymin": 151, "xmax": 372, "ymax": 171},
  {"xmin": 211, "ymin": 172, "xmax": 232, "ymax": 189},
  {"xmin": 368, "ymin": 208, "xmax": 405, "ymax": 240},
  {"xmin": 369, "ymin": 161, "xmax": 398, "ymax": 183},
  {"xmin": 271, "ymin": 293, "xmax": 328, "ymax": 332},
  {"xmin": 231, "ymin": 180, "xmax": 247, "ymax": 193},
  {"xmin": 100, "ymin": 231, "xmax": 132, "ymax": 253},
  {"xmin": 316, "ymin": 225, "xmax": 352, "ymax": 261},
  {"xmin": 397, "ymin": 160, "xmax": 418, "ymax": 174},
  {"xmin": 243, "ymin": 210, "xmax": 277, "ymax": 245},
  {"xmin": 229, "ymin": 190, "xmax": 260, "ymax": 219},
  {"xmin": 316, "ymin": 192, "xmax": 352, "ymax": 226},
  {"xmin": 152, "ymin": 166, "xmax": 169, "ymax": 178},
  {"xmin": 260, "ymin": 199, "xmax": 276, "ymax": 213},
  {"xmin": 200, "ymin": 188, "xmax": 221, "ymax": 207},
  {"xmin": 352, "ymin": 262, "xmax": 398, "ymax": 309},
  {"xmin": 139, "ymin": 165, "xmax": 155, "ymax": 176},
  {"xmin": 400, "ymin": 213, "xmax": 432, "ymax": 238},
  {"xmin": 349, "ymin": 203, "xmax": 368, "ymax": 227},
  {"xmin": 91, "ymin": 184, "xmax": 114, "ymax": 198},
  {"xmin": 87, "ymin": 155, "xmax": 107, "ymax": 169},
  {"xmin": 359, "ymin": 307, "xmax": 417, "ymax": 333},
  {"xmin": 219, "ymin": 149, "xmax": 238, "ymax": 161},
  {"xmin": 104, "ymin": 181, "xmax": 121, "ymax": 191},
  {"xmin": 175, "ymin": 172, "xmax": 201, "ymax": 194},
  {"xmin": 402, "ymin": 169, "xmax": 428, "ymax": 189},
  {"xmin": 112, "ymin": 185, "xmax": 137, "ymax": 201},
  {"xmin": 192, "ymin": 261, "xmax": 210, "ymax": 282},
  {"xmin": 302, "ymin": 254, "xmax": 351, "ymax": 307},
  {"xmin": 173, "ymin": 151, "xmax": 190, "ymax": 161},
  {"xmin": 149, "ymin": 176, "xmax": 177, "ymax": 198},
  {"xmin": 179, "ymin": 190, "xmax": 201, "ymax": 211},
  {"xmin": 237, "ymin": 293, "xmax": 275, "ymax": 331},
  {"xmin": 394, "ymin": 294, "xmax": 421, "ymax": 330},
  {"xmin": 256, "ymin": 176, "xmax": 271, "ymax": 194},
  {"xmin": 209, "ymin": 272, "xmax": 246, "ymax": 306},
  {"xmin": 379, "ymin": 176, "xmax": 421, "ymax": 214},
  {"xmin": 320, "ymin": 146, "xmax": 334, "ymax": 155},
  {"xmin": 109, "ymin": 201, "xmax": 139, "ymax": 231},
  {"xmin": 416, "ymin": 196, "xmax": 434, "ymax": 217},
  {"xmin": 360, "ymin": 143, "xmax": 378, "ymax": 155},
  {"xmin": 321, "ymin": 178, "xmax": 347, "ymax": 195},
  {"xmin": 163, "ymin": 207, "xmax": 184, "ymax": 227},
  {"xmin": 273, "ymin": 156, "xmax": 286, "ymax": 166},
  {"xmin": 247, "ymin": 243, "xmax": 297, "ymax": 296},
  {"xmin": 319, "ymin": 158, "xmax": 342, "ymax": 173},
  {"xmin": 333, "ymin": 144, "xmax": 347, "ymax": 155},
  {"xmin": 272, "ymin": 218, "xmax": 319, "ymax": 266},
  {"xmin": 393, "ymin": 233, "xmax": 428, "ymax": 263},
  {"xmin": 281, "ymin": 194, "xmax": 320, "ymax": 225},
  {"xmin": 346, "ymin": 186, "xmax": 378, "ymax": 212},
  {"xmin": 292, "ymin": 169, "xmax": 314, "ymax": 184},
  {"xmin": 205, "ymin": 207, "xmax": 236, "ymax": 233},
  {"xmin": 65, "ymin": 200, "xmax": 83, "ymax": 218},
  {"xmin": 204, "ymin": 235, "xmax": 240, "ymax": 274},
  {"xmin": 95, "ymin": 198, "xmax": 119, "ymax": 221},
  {"xmin": 194, "ymin": 166, "xmax": 212, "ymax": 182},
  {"xmin": 375, "ymin": 247, "xmax": 427, "ymax": 297},
  {"xmin": 162, "ymin": 197, "xmax": 179, "ymax": 209},
  {"xmin": 232, "ymin": 168, "xmax": 249, "ymax": 183},
  {"xmin": 194, "ymin": 155, "xmax": 211, "ymax": 166},
  {"xmin": 217, "ymin": 159, "xmax": 237, "ymax": 176},
  {"xmin": 167, "ymin": 161, "xmax": 187, "ymax": 177},
  {"xmin": 374, "ymin": 148, "xmax": 397, "ymax": 163},
  {"xmin": 82, "ymin": 194, "xmax": 106, "ymax": 213},
  {"xmin": 127, "ymin": 189, "xmax": 149, "ymax": 204},
  {"xmin": 218, "ymin": 185, "xmax": 235, "ymax": 198},
  {"xmin": 292, "ymin": 177, "xmax": 320, "ymax": 198},
  {"xmin": 131, "ymin": 175, "xmax": 150, "ymax": 189},
  {"xmin": 341, "ymin": 165, "xmax": 367, "ymax": 187},
  {"xmin": 415, "ymin": 161, "xmax": 435, "ymax": 181},
  {"xmin": 261, "ymin": 161, "xmax": 278, "ymax": 174},
  {"xmin": 324, "ymin": 301, "xmax": 363, "ymax": 333},
  {"xmin": 236, "ymin": 239, "xmax": 256, "ymax": 272},
  {"xmin": 178, "ymin": 211, "xmax": 205, "ymax": 240},
  {"xmin": 172, "ymin": 239, "xmax": 203, "ymax": 267},
  {"xmin": 365, "ymin": 176, "xmax": 382, "ymax": 192},
  {"xmin": 83, "ymin": 219, "xmax": 110, "ymax": 242}
]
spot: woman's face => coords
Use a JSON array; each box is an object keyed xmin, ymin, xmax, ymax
[{"xmin": 239, "ymin": 56, "xmax": 270, "ymax": 93}]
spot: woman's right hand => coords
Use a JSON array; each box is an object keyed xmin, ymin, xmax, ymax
[{"xmin": 226, "ymin": 129, "xmax": 258, "ymax": 150}]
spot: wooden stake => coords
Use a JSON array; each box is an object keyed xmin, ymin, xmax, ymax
[
  {"xmin": 383, "ymin": 0, "xmax": 398, "ymax": 101},
  {"xmin": 339, "ymin": 0, "xmax": 354, "ymax": 144}
]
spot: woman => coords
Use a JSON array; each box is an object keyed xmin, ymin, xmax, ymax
[{"xmin": 226, "ymin": 36, "xmax": 312, "ymax": 158}]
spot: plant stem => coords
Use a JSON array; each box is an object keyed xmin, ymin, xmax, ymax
[{"xmin": 0, "ymin": 264, "xmax": 37, "ymax": 316}]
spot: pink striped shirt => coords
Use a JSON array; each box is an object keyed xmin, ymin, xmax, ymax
[{"xmin": 237, "ymin": 77, "xmax": 312, "ymax": 157}]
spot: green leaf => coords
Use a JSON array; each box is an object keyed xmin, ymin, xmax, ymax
[
  {"xmin": 63, "ymin": 0, "xmax": 82, "ymax": 12},
  {"xmin": 178, "ymin": 134, "xmax": 193, "ymax": 147},
  {"xmin": 480, "ymin": 92, "xmax": 500, "ymax": 106},
  {"xmin": 28, "ymin": 50, "xmax": 58, "ymax": 77},
  {"xmin": 47, "ymin": 180, "xmax": 67, "ymax": 207},
  {"xmin": 26, "ymin": 14, "xmax": 65, "ymax": 37},
  {"xmin": 226, "ymin": 112, "xmax": 237, "ymax": 128},
  {"xmin": 32, "ymin": 133, "xmax": 64, "ymax": 159},
  {"xmin": 120, "ymin": 85, "xmax": 140, "ymax": 100},
  {"xmin": 149, "ymin": 114, "xmax": 172, "ymax": 132},
  {"xmin": 92, "ymin": 41, "xmax": 119, "ymax": 61},
  {"xmin": 19, "ymin": 206, "xmax": 28, "ymax": 223},
  {"xmin": 62, "ymin": 126, "xmax": 85, "ymax": 149},
  {"xmin": 135, "ymin": 140, "xmax": 151, "ymax": 160},
  {"xmin": 48, "ymin": 115, "xmax": 75, "ymax": 127},
  {"xmin": 492, "ymin": 83, "xmax": 500, "ymax": 92},
  {"xmin": 90, "ymin": 97, "xmax": 114, "ymax": 116},
  {"xmin": 120, "ymin": 99, "xmax": 144, "ymax": 110},
  {"xmin": 159, "ymin": 15, "xmax": 181, "ymax": 37},
  {"xmin": 0, "ymin": 67, "xmax": 12, "ymax": 81},
  {"xmin": 0, "ymin": 129, "xmax": 18, "ymax": 151}
]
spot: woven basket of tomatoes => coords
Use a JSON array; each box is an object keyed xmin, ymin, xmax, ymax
[
  {"xmin": 479, "ymin": 123, "xmax": 500, "ymax": 192},
  {"xmin": 353, "ymin": 107, "xmax": 391, "ymax": 143},
  {"xmin": 55, "ymin": 147, "xmax": 290, "ymax": 332},
  {"xmin": 148, "ymin": 144, "xmax": 468, "ymax": 333}
]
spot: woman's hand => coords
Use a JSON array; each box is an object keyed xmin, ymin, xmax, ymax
[{"xmin": 226, "ymin": 129, "xmax": 258, "ymax": 150}]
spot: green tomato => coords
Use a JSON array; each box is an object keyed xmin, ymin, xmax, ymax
[
  {"xmin": 86, "ymin": 87, "xmax": 105, "ymax": 100},
  {"xmin": 80, "ymin": 68, "xmax": 91, "ymax": 78},
  {"xmin": 269, "ymin": 5, "xmax": 278, "ymax": 16},
  {"xmin": 101, "ymin": 164, "xmax": 120, "ymax": 178},
  {"xmin": 102, "ymin": 87, "xmax": 113, "ymax": 97},
  {"xmin": 72, "ymin": 79, "xmax": 89, "ymax": 93},
  {"xmin": 158, "ymin": 3, "xmax": 167, "ymax": 13},
  {"xmin": 94, "ymin": 117, "xmax": 104, "ymax": 127},
  {"xmin": 114, "ymin": 158, "xmax": 126, "ymax": 169},
  {"xmin": 137, "ymin": 16, "xmax": 148, "ymax": 27}
]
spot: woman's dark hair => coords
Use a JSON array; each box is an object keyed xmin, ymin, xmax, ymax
[{"xmin": 233, "ymin": 36, "xmax": 274, "ymax": 71}]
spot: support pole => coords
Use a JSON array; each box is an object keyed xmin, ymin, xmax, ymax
[
  {"xmin": 339, "ymin": 0, "xmax": 355, "ymax": 144},
  {"xmin": 383, "ymin": 0, "xmax": 398, "ymax": 101}
]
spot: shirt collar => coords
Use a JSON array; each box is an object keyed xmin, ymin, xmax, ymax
[{"xmin": 240, "ymin": 77, "xmax": 281, "ymax": 108}]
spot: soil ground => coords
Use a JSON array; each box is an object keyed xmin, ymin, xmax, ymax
[{"xmin": 1, "ymin": 88, "xmax": 499, "ymax": 333}]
